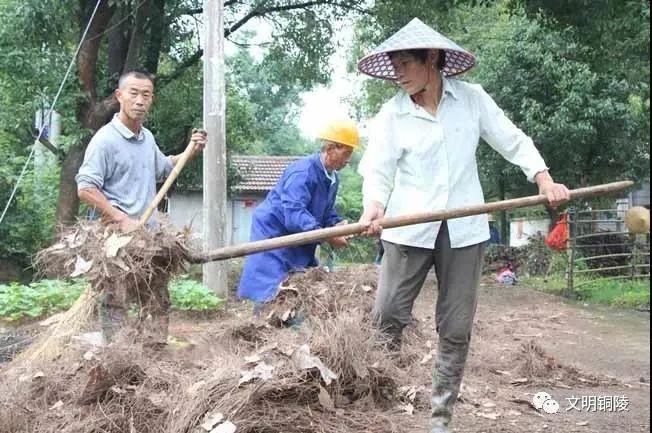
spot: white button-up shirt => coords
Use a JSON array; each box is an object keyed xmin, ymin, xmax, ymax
[{"xmin": 358, "ymin": 77, "xmax": 548, "ymax": 249}]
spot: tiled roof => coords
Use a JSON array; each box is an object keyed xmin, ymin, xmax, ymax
[{"xmin": 231, "ymin": 155, "xmax": 300, "ymax": 194}]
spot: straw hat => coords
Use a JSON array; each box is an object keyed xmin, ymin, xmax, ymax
[
  {"xmin": 625, "ymin": 206, "xmax": 650, "ymax": 234},
  {"xmin": 357, "ymin": 17, "xmax": 476, "ymax": 80}
]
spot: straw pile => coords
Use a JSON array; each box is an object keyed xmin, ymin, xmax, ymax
[
  {"xmin": 12, "ymin": 220, "xmax": 191, "ymax": 365},
  {"xmin": 0, "ymin": 267, "xmax": 428, "ymax": 433},
  {"xmin": 34, "ymin": 220, "xmax": 190, "ymax": 294}
]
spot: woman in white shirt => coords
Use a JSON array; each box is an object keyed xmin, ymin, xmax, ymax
[{"xmin": 356, "ymin": 18, "xmax": 569, "ymax": 433}]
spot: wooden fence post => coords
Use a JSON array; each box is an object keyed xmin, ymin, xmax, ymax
[{"xmin": 565, "ymin": 209, "xmax": 575, "ymax": 298}]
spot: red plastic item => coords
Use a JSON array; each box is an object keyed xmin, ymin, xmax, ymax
[{"xmin": 545, "ymin": 213, "xmax": 569, "ymax": 250}]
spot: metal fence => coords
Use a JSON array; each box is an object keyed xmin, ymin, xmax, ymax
[{"xmin": 566, "ymin": 208, "xmax": 650, "ymax": 296}]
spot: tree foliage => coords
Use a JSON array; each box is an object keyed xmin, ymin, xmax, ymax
[
  {"xmin": 0, "ymin": 0, "xmax": 648, "ymax": 263},
  {"xmin": 0, "ymin": 0, "xmax": 363, "ymax": 260},
  {"xmin": 351, "ymin": 0, "xmax": 650, "ymax": 200}
]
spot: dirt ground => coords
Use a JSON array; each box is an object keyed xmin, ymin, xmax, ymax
[
  {"xmin": 411, "ymin": 272, "xmax": 651, "ymax": 433},
  {"xmin": 1, "ymin": 265, "xmax": 649, "ymax": 433},
  {"xmin": 167, "ymin": 268, "xmax": 651, "ymax": 433}
]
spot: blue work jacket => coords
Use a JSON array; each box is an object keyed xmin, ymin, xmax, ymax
[{"xmin": 237, "ymin": 153, "xmax": 343, "ymax": 302}]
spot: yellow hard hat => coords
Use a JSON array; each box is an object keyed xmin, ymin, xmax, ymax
[{"xmin": 317, "ymin": 119, "xmax": 360, "ymax": 149}]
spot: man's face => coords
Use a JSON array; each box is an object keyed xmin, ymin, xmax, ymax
[
  {"xmin": 116, "ymin": 76, "xmax": 154, "ymax": 122},
  {"xmin": 390, "ymin": 51, "xmax": 438, "ymax": 95},
  {"xmin": 324, "ymin": 142, "xmax": 354, "ymax": 171}
]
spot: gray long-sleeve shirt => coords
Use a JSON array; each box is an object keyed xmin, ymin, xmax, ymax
[{"xmin": 75, "ymin": 114, "xmax": 174, "ymax": 223}]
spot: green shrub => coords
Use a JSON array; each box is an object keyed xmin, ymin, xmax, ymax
[
  {"xmin": 613, "ymin": 290, "xmax": 650, "ymax": 310},
  {"xmin": 576, "ymin": 278, "xmax": 650, "ymax": 309},
  {"xmin": 319, "ymin": 237, "xmax": 378, "ymax": 265},
  {"xmin": 0, "ymin": 276, "xmax": 225, "ymax": 321},
  {"xmin": 0, "ymin": 135, "xmax": 59, "ymax": 262},
  {"xmin": 523, "ymin": 275, "xmax": 650, "ymax": 310},
  {"xmin": 484, "ymin": 234, "xmax": 554, "ymax": 276},
  {"xmin": 0, "ymin": 279, "xmax": 86, "ymax": 321},
  {"xmin": 168, "ymin": 277, "xmax": 224, "ymax": 311}
]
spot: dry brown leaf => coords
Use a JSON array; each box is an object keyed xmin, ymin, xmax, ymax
[
  {"xmin": 187, "ymin": 380, "xmax": 206, "ymax": 395},
  {"xmin": 104, "ymin": 233, "xmax": 133, "ymax": 257},
  {"xmin": 244, "ymin": 354, "xmax": 262, "ymax": 364},
  {"xmin": 112, "ymin": 257, "xmax": 130, "ymax": 271},
  {"xmin": 420, "ymin": 350, "xmax": 435, "ymax": 364},
  {"xmin": 292, "ymin": 344, "xmax": 338, "ymax": 385},
  {"xmin": 70, "ymin": 255, "xmax": 93, "ymax": 277},
  {"xmin": 506, "ymin": 410, "xmax": 522, "ymax": 417},
  {"xmin": 351, "ymin": 357, "xmax": 369, "ymax": 379},
  {"xmin": 510, "ymin": 378, "xmax": 529, "ymax": 385}
]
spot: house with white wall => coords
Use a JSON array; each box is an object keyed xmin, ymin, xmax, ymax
[{"xmin": 167, "ymin": 155, "xmax": 299, "ymax": 245}]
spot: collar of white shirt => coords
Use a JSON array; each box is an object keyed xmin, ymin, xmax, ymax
[{"xmin": 395, "ymin": 75, "xmax": 459, "ymax": 119}]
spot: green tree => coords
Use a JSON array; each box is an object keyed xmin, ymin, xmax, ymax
[
  {"xmin": 350, "ymin": 1, "xmax": 649, "ymax": 236},
  {"xmin": 146, "ymin": 45, "xmax": 323, "ymax": 191},
  {"xmin": 0, "ymin": 0, "xmax": 366, "ymax": 232}
]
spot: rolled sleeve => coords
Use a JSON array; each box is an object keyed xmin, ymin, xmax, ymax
[
  {"xmin": 475, "ymin": 84, "xmax": 548, "ymax": 182},
  {"xmin": 359, "ymin": 110, "xmax": 402, "ymax": 206},
  {"xmin": 75, "ymin": 140, "xmax": 108, "ymax": 190}
]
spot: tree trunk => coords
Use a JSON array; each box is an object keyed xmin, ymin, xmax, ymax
[
  {"xmin": 124, "ymin": 0, "xmax": 150, "ymax": 72},
  {"xmin": 107, "ymin": 9, "xmax": 129, "ymax": 89},
  {"xmin": 54, "ymin": 139, "xmax": 88, "ymax": 227},
  {"xmin": 54, "ymin": 0, "xmax": 114, "ymax": 228},
  {"xmin": 144, "ymin": 0, "xmax": 165, "ymax": 73},
  {"xmin": 77, "ymin": 1, "xmax": 113, "ymax": 102}
]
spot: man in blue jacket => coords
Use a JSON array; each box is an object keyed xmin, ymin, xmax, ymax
[{"xmin": 237, "ymin": 120, "xmax": 359, "ymax": 304}]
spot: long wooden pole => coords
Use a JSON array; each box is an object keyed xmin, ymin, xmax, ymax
[
  {"xmin": 138, "ymin": 138, "xmax": 196, "ymax": 226},
  {"xmin": 186, "ymin": 180, "xmax": 633, "ymax": 263},
  {"xmin": 202, "ymin": 0, "xmax": 228, "ymax": 296}
]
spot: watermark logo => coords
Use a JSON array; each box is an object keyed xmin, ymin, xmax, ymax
[
  {"xmin": 533, "ymin": 392, "xmax": 560, "ymax": 414},
  {"xmin": 533, "ymin": 392, "xmax": 630, "ymax": 414},
  {"xmin": 565, "ymin": 395, "xmax": 630, "ymax": 413}
]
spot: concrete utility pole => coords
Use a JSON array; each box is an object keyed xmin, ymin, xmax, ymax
[{"xmin": 202, "ymin": 0, "xmax": 228, "ymax": 296}]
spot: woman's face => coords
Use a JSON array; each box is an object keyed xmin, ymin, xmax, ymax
[{"xmin": 390, "ymin": 50, "xmax": 438, "ymax": 95}]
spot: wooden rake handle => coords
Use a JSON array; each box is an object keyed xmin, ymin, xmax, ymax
[
  {"xmin": 186, "ymin": 180, "xmax": 634, "ymax": 263},
  {"xmin": 139, "ymin": 130, "xmax": 203, "ymax": 226}
]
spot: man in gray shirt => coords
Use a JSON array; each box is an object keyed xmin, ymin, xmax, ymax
[
  {"xmin": 75, "ymin": 70, "xmax": 206, "ymax": 345},
  {"xmin": 76, "ymin": 70, "xmax": 206, "ymax": 230}
]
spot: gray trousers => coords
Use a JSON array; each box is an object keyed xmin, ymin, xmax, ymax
[{"xmin": 373, "ymin": 222, "xmax": 485, "ymax": 427}]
